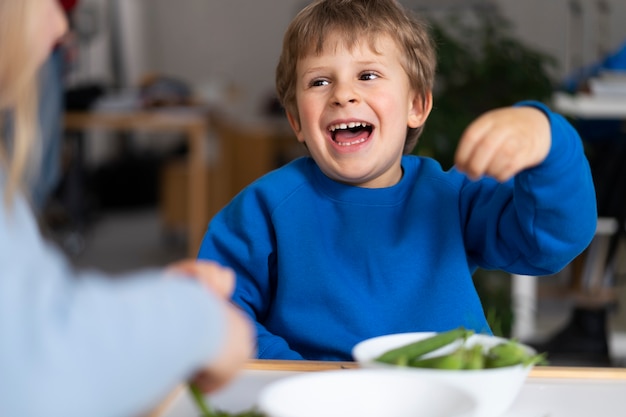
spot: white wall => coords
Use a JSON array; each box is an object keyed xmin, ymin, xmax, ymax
[
  {"xmin": 141, "ymin": 0, "xmax": 306, "ymax": 117},
  {"xmin": 496, "ymin": 0, "xmax": 626, "ymax": 78},
  {"xmin": 72, "ymin": 0, "xmax": 626, "ymax": 116},
  {"xmin": 66, "ymin": 0, "xmax": 113, "ymax": 87},
  {"xmin": 116, "ymin": 0, "xmax": 148, "ymax": 87}
]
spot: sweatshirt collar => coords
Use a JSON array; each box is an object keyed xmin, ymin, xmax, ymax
[{"xmin": 308, "ymin": 157, "xmax": 415, "ymax": 206}]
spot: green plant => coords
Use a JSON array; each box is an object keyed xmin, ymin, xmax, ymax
[
  {"xmin": 417, "ymin": 7, "xmax": 558, "ymax": 169},
  {"xmin": 475, "ymin": 269, "xmax": 514, "ymax": 338},
  {"xmin": 414, "ymin": 7, "xmax": 558, "ymax": 337}
]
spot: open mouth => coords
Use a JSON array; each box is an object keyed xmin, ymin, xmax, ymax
[{"xmin": 329, "ymin": 122, "xmax": 373, "ymax": 146}]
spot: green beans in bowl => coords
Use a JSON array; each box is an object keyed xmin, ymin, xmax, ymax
[{"xmin": 352, "ymin": 328, "xmax": 546, "ymax": 417}]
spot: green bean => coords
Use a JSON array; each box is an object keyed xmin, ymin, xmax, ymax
[
  {"xmin": 485, "ymin": 340, "xmax": 528, "ymax": 368},
  {"xmin": 376, "ymin": 328, "xmax": 548, "ymax": 370},
  {"xmin": 375, "ymin": 327, "xmax": 472, "ymax": 365},
  {"xmin": 189, "ymin": 383, "xmax": 216, "ymax": 417},
  {"xmin": 409, "ymin": 347, "xmax": 465, "ymax": 369},
  {"xmin": 462, "ymin": 344, "xmax": 485, "ymax": 370},
  {"xmin": 485, "ymin": 340, "xmax": 547, "ymax": 368}
]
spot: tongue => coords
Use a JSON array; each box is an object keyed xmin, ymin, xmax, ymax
[{"xmin": 334, "ymin": 129, "xmax": 369, "ymax": 143}]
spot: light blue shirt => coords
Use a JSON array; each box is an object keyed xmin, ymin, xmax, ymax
[{"xmin": 0, "ymin": 178, "xmax": 227, "ymax": 417}]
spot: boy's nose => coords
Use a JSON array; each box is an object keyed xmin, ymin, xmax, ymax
[{"xmin": 331, "ymin": 84, "xmax": 359, "ymax": 106}]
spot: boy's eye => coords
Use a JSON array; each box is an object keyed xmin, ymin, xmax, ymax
[
  {"xmin": 310, "ymin": 79, "xmax": 330, "ymax": 87},
  {"xmin": 360, "ymin": 72, "xmax": 379, "ymax": 81}
]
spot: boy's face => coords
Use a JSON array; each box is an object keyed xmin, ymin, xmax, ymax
[{"xmin": 287, "ymin": 33, "xmax": 431, "ymax": 188}]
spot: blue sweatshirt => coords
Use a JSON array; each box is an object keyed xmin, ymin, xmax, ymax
[
  {"xmin": 0, "ymin": 182, "xmax": 229, "ymax": 417},
  {"xmin": 198, "ymin": 103, "xmax": 597, "ymax": 361}
]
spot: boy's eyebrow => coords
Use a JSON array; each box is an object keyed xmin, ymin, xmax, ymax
[
  {"xmin": 301, "ymin": 66, "xmax": 328, "ymax": 76},
  {"xmin": 301, "ymin": 59, "xmax": 386, "ymax": 76},
  {"xmin": 354, "ymin": 59, "xmax": 385, "ymax": 66}
]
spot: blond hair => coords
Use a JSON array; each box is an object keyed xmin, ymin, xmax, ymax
[
  {"xmin": 276, "ymin": 0, "xmax": 436, "ymax": 154},
  {"xmin": 0, "ymin": 0, "xmax": 41, "ymax": 206}
]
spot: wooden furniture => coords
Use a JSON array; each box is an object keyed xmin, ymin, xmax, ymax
[
  {"xmin": 64, "ymin": 110, "xmax": 214, "ymax": 256},
  {"xmin": 146, "ymin": 360, "xmax": 626, "ymax": 417},
  {"xmin": 209, "ymin": 114, "xmax": 303, "ymax": 199},
  {"xmin": 64, "ymin": 110, "xmax": 301, "ymax": 257}
]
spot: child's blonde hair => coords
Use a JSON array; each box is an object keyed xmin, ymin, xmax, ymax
[
  {"xmin": 0, "ymin": 0, "xmax": 40, "ymax": 205},
  {"xmin": 276, "ymin": 0, "xmax": 436, "ymax": 154}
]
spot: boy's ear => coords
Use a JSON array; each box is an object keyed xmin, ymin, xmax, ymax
[
  {"xmin": 407, "ymin": 91, "xmax": 433, "ymax": 129},
  {"xmin": 286, "ymin": 111, "xmax": 305, "ymax": 143}
]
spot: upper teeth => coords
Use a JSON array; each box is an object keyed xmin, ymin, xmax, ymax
[{"xmin": 329, "ymin": 122, "xmax": 370, "ymax": 131}]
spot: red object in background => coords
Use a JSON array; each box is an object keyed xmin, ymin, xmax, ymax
[{"xmin": 60, "ymin": 0, "xmax": 78, "ymax": 13}]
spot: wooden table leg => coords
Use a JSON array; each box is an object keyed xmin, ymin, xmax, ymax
[{"xmin": 187, "ymin": 123, "xmax": 209, "ymax": 257}]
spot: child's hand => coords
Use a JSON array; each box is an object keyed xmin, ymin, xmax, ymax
[
  {"xmin": 454, "ymin": 107, "xmax": 551, "ymax": 182},
  {"xmin": 166, "ymin": 259, "xmax": 235, "ymax": 300},
  {"xmin": 191, "ymin": 302, "xmax": 255, "ymax": 393},
  {"xmin": 167, "ymin": 259, "xmax": 255, "ymax": 392}
]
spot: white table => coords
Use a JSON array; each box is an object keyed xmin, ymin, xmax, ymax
[
  {"xmin": 150, "ymin": 360, "xmax": 626, "ymax": 417},
  {"xmin": 553, "ymin": 91, "xmax": 626, "ymax": 119}
]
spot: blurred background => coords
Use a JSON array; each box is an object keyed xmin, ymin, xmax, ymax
[{"xmin": 39, "ymin": 0, "xmax": 626, "ymax": 367}]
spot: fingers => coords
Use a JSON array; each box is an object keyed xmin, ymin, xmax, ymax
[
  {"xmin": 455, "ymin": 116, "xmax": 500, "ymax": 180},
  {"xmin": 167, "ymin": 260, "xmax": 253, "ymax": 393},
  {"xmin": 457, "ymin": 126, "xmax": 528, "ymax": 182},
  {"xmin": 191, "ymin": 304, "xmax": 256, "ymax": 393},
  {"xmin": 167, "ymin": 259, "xmax": 235, "ymax": 299},
  {"xmin": 165, "ymin": 259, "xmax": 200, "ymax": 276},
  {"xmin": 454, "ymin": 107, "xmax": 551, "ymax": 182},
  {"xmin": 454, "ymin": 109, "xmax": 494, "ymax": 172}
]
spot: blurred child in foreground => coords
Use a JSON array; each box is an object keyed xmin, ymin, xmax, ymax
[
  {"xmin": 0, "ymin": 1, "xmax": 254, "ymax": 416},
  {"xmin": 198, "ymin": 0, "xmax": 597, "ymax": 361}
]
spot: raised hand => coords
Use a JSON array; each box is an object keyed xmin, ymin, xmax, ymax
[{"xmin": 454, "ymin": 106, "xmax": 551, "ymax": 182}]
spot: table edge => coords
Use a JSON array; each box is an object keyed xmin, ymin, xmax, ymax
[{"xmin": 245, "ymin": 359, "xmax": 626, "ymax": 379}]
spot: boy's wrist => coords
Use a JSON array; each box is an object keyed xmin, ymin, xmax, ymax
[{"xmin": 513, "ymin": 100, "xmax": 582, "ymax": 175}]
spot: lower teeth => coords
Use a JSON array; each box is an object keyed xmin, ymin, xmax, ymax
[{"xmin": 337, "ymin": 138, "xmax": 366, "ymax": 146}]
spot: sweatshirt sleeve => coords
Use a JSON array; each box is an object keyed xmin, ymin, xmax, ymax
[
  {"xmin": 0, "ymin": 192, "xmax": 228, "ymax": 417},
  {"xmin": 198, "ymin": 186, "xmax": 304, "ymax": 360},
  {"xmin": 461, "ymin": 101, "xmax": 597, "ymax": 275}
]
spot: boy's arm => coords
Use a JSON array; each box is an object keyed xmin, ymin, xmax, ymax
[
  {"xmin": 459, "ymin": 101, "xmax": 597, "ymax": 274},
  {"xmin": 197, "ymin": 198, "xmax": 304, "ymax": 360}
]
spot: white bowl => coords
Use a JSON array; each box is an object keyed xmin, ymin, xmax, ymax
[
  {"xmin": 257, "ymin": 368, "xmax": 477, "ymax": 417},
  {"xmin": 352, "ymin": 332, "xmax": 535, "ymax": 417}
]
